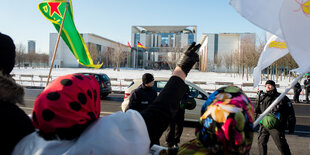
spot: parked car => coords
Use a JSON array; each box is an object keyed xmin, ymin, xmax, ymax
[
  {"xmin": 79, "ymin": 73, "xmax": 112, "ymax": 99},
  {"xmin": 121, "ymin": 77, "xmax": 210, "ymax": 122}
]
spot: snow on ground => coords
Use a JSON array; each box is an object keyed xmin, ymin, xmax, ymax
[{"xmin": 11, "ymin": 67, "xmax": 306, "ymax": 100}]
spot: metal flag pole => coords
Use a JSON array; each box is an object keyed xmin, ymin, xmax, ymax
[
  {"xmin": 136, "ymin": 43, "xmax": 139, "ymax": 68},
  {"xmin": 254, "ymin": 73, "xmax": 304, "ymax": 127},
  {"xmin": 46, "ymin": 2, "xmax": 69, "ymax": 87}
]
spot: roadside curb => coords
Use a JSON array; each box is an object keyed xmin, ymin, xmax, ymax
[
  {"xmin": 24, "ymin": 86, "xmax": 45, "ymax": 89},
  {"xmin": 24, "ymin": 86, "xmax": 125, "ymax": 94},
  {"xmin": 112, "ymin": 90, "xmax": 125, "ymax": 94}
]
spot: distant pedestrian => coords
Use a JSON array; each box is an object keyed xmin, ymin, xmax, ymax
[
  {"xmin": 304, "ymin": 76, "xmax": 310, "ymax": 104},
  {"xmin": 127, "ymin": 73, "xmax": 157, "ymax": 113},
  {"xmin": 293, "ymin": 82, "xmax": 302, "ymax": 103}
]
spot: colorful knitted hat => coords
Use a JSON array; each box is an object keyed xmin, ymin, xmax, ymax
[
  {"xmin": 32, "ymin": 74, "xmax": 101, "ymax": 140},
  {"xmin": 197, "ymin": 86, "xmax": 254, "ymax": 154}
]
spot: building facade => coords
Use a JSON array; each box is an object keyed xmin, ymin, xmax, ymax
[
  {"xmin": 199, "ymin": 33, "xmax": 256, "ymax": 73},
  {"xmin": 49, "ymin": 33, "xmax": 129, "ymax": 68},
  {"xmin": 130, "ymin": 25, "xmax": 197, "ymax": 69},
  {"xmin": 28, "ymin": 40, "xmax": 36, "ymax": 53}
]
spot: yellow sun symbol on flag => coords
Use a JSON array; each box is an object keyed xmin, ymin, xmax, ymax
[{"xmin": 295, "ymin": 0, "xmax": 310, "ymax": 16}]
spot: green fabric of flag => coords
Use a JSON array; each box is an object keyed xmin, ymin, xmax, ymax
[
  {"xmin": 260, "ymin": 114, "xmax": 279, "ymax": 130},
  {"xmin": 38, "ymin": 0, "xmax": 102, "ymax": 68}
]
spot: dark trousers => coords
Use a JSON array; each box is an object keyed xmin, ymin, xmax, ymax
[
  {"xmin": 306, "ymin": 88, "xmax": 309, "ymax": 103},
  {"xmin": 293, "ymin": 91, "xmax": 301, "ymax": 103},
  {"xmin": 166, "ymin": 109, "xmax": 185, "ymax": 146},
  {"xmin": 258, "ymin": 126, "xmax": 291, "ymax": 155},
  {"xmin": 141, "ymin": 76, "xmax": 187, "ymax": 146}
]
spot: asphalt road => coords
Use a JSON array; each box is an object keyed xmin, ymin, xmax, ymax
[{"xmin": 21, "ymin": 88, "xmax": 310, "ymax": 154}]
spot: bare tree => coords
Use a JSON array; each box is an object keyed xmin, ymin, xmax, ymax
[
  {"xmin": 39, "ymin": 53, "xmax": 49, "ymax": 67},
  {"xmin": 88, "ymin": 43, "xmax": 101, "ymax": 65},
  {"xmin": 25, "ymin": 52, "xmax": 37, "ymax": 67},
  {"xmin": 15, "ymin": 43, "xmax": 26, "ymax": 67},
  {"xmin": 231, "ymin": 49, "xmax": 240, "ymax": 77},
  {"xmin": 244, "ymin": 49, "xmax": 258, "ymax": 81},
  {"xmin": 240, "ymin": 36, "xmax": 256, "ymax": 80},
  {"xmin": 223, "ymin": 52, "xmax": 233, "ymax": 73},
  {"xmin": 111, "ymin": 42, "xmax": 128, "ymax": 71},
  {"xmin": 280, "ymin": 53, "xmax": 298, "ymax": 82},
  {"xmin": 102, "ymin": 47, "xmax": 113, "ymax": 67},
  {"xmin": 214, "ymin": 54, "xmax": 223, "ymax": 72},
  {"xmin": 15, "ymin": 44, "xmax": 50, "ymax": 68},
  {"xmin": 161, "ymin": 47, "xmax": 183, "ymax": 72}
]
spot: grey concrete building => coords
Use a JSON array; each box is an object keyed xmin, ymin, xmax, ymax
[
  {"xmin": 199, "ymin": 33, "xmax": 256, "ymax": 73},
  {"xmin": 49, "ymin": 33, "xmax": 129, "ymax": 68},
  {"xmin": 28, "ymin": 40, "xmax": 36, "ymax": 53},
  {"xmin": 130, "ymin": 25, "xmax": 197, "ymax": 69}
]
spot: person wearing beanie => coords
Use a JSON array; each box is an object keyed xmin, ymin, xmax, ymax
[
  {"xmin": 142, "ymin": 73, "xmax": 154, "ymax": 86},
  {"xmin": 255, "ymin": 80, "xmax": 295, "ymax": 155},
  {"xmin": 0, "ymin": 33, "xmax": 35, "ymax": 154},
  {"xmin": 293, "ymin": 81, "xmax": 302, "ymax": 103},
  {"xmin": 304, "ymin": 75, "xmax": 310, "ymax": 103},
  {"xmin": 265, "ymin": 80, "xmax": 276, "ymax": 88},
  {"xmin": 127, "ymin": 73, "xmax": 157, "ymax": 116}
]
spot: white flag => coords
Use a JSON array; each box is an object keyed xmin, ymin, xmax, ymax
[
  {"xmin": 279, "ymin": 0, "xmax": 310, "ymax": 74},
  {"xmin": 231, "ymin": 0, "xmax": 310, "ymax": 77},
  {"xmin": 230, "ymin": 0, "xmax": 284, "ymax": 39},
  {"xmin": 230, "ymin": 0, "xmax": 310, "ymax": 128},
  {"xmin": 253, "ymin": 34, "xmax": 289, "ymax": 87}
]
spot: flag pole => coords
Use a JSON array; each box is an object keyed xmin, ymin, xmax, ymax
[
  {"xmin": 253, "ymin": 73, "xmax": 304, "ymax": 127},
  {"xmin": 136, "ymin": 44, "xmax": 139, "ymax": 68},
  {"xmin": 46, "ymin": 2, "xmax": 69, "ymax": 87}
]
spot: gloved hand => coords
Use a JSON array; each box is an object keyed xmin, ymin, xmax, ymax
[{"xmin": 177, "ymin": 42, "xmax": 201, "ymax": 75}]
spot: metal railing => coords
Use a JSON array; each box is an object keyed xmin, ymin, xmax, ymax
[{"xmin": 12, "ymin": 74, "xmax": 298, "ymax": 97}]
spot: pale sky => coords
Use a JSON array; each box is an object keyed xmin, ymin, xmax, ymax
[{"xmin": 0, "ymin": 0, "xmax": 265, "ymax": 54}]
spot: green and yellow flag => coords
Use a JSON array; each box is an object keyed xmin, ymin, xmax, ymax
[{"xmin": 38, "ymin": 0, "xmax": 102, "ymax": 68}]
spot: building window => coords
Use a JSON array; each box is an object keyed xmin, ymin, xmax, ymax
[
  {"xmin": 157, "ymin": 33, "xmax": 174, "ymax": 47},
  {"xmin": 97, "ymin": 44, "xmax": 101, "ymax": 53},
  {"xmin": 188, "ymin": 33, "xmax": 194, "ymax": 45},
  {"xmin": 135, "ymin": 33, "xmax": 140, "ymax": 46}
]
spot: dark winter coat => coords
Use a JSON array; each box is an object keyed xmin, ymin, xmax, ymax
[
  {"xmin": 128, "ymin": 84, "xmax": 158, "ymax": 113},
  {"xmin": 293, "ymin": 82, "xmax": 302, "ymax": 93},
  {"xmin": 0, "ymin": 75, "xmax": 35, "ymax": 155},
  {"xmin": 255, "ymin": 89, "xmax": 296, "ymax": 132},
  {"xmin": 304, "ymin": 79, "xmax": 310, "ymax": 90},
  {"xmin": 140, "ymin": 76, "xmax": 187, "ymax": 146}
]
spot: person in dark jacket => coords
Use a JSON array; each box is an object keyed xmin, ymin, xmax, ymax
[
  {"xmin": 293, "ymin": 82, "xmax": 302, "ymax": 103},
  {"xmin": 127, "ymin": 73, "xmax": 157, "ymax": 113},
  {"xmin": 255, "ymin": 80, "xmax": 295, "ymax": 155},
  {"xmin": 140, "ymin": 42, "xmax": 201, "ymax": 146},
  {"xmin": 165, "ymin": 86, "xmax": 194, "ymax": 148},
  {"xmin": 0, "ymin": 33, "xmax": 35, "ymax": 155},
  {"xmin": 304, "ymin": 76, "xmax": 310, "ymax": 103}
]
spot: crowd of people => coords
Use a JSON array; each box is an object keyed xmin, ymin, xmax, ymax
[{"xmin": 0, "ymin": 33, "xmax": 299, "ymax": 155}]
